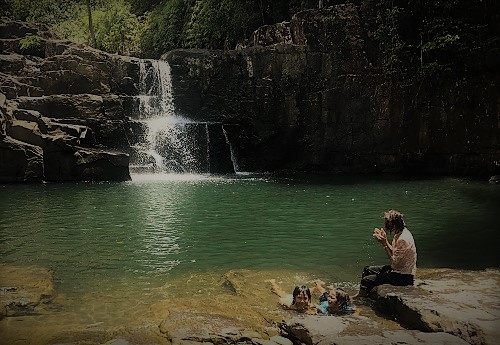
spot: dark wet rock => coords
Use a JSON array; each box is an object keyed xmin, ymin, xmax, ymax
[
  {"xmin": 207, "ymin": 123, "xmax": 234, "ymax": 174},
  {"xmin": 0, "ymin": 135, "xmax": 44, "ymax": 182},
  {"xmin": 248, "ymin": 22, "xmax": 293, "ymax": 48},
  {"xmin": 43, "ymin": 146, "xmax": 130, "ymax": 182},
  {"xmin": 0, "ymin": 264, "xmax": 55, "ymax": 318},
  {"xmin": 165, "ymin": 4, "xmax": 500, "ymax": 176},
  {"xmin": 372, "ymin": 269, "xmax": 500, "ymax": 345}
]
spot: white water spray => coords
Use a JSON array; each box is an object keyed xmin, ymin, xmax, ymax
[{"xmin": 133, "ymin": 60, "xmax": 196, "ymax": 173}]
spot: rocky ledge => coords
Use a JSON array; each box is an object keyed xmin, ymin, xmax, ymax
[
  {"xmin": 0, "ymin": 21, "xmax": 140, "ymax": 182},
  {"xmin": 280, "ymin": 269, "xmax": 500, "ymax": 345},
  {"xmin": 1, "ymin": 266, "xmax": 498, "ymax": 344}
]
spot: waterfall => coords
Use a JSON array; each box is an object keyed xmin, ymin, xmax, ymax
[
  {"xmin": 205, "ymin": 123, "xmax": 211, "ymax": 173},
  {"xmin": 132, "ymin": 60, "xmax": 197, "ymax": 173},
  {"xmin": 130, "ymin": 59, "xmax": 236, "ymax": 175},
  {"xmin": 222, "ymin": 125, "xmax": 239, "ymax": 173},
  {"xmin": 138, "ymin": 60, "xmax": 174, "ymax": 118}
]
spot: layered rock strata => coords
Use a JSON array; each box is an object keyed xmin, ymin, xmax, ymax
[{"xmin": 0, "ymin": 21, "xmax": 138, "ymax": 182}]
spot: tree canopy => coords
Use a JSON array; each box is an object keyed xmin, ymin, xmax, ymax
[
  {"xmin": 1, "ymin": 0, "xmax": 497, "ymax": 73},
  {"xmin": 1, "ymin": 0, "xmax": 318, "ymax": 56}
]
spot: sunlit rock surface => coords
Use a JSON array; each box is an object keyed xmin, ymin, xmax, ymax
[
  {"xmin": 0, "ymin": 265, "xmax": 498, "ymax": 344},
  {"xmin": 0, "ymin": 264, "xmax": 55, "ymax": 318},
  {"xmin": 373, "ymin": 269, "xmax": 500, "ymax": 345},
  {"xmin": 280, "ymin": 315, "xmax": 469, "ymax": 345},
  {"xmin": 0, "ymin": 21, "xmax": 136, "ymax": 182}
]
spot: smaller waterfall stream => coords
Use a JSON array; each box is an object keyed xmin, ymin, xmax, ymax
[
  {"xmin": 222, "ymin": 125, "xmax": 240, "ymax": 173},
  {"xmin": 130, "ymin": 59, "xmax": 236, "ymax": 174}
]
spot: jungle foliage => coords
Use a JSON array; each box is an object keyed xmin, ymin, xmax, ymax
[
  {"xmin": 1, "ymin": 0, "xmax": 146, "ymax": 54},
  {"xmin": 366, "ymin": 0, "xmax": 499, "ymax": 77},
  {"xmin": 139, "ymin": 0, "xmax": 318, "ymax": 57},
  {"xmin": 1, "ymin": 0, "xmax": 497, "ymax": 76}
]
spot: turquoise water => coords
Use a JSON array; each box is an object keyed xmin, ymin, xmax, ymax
[
  {"xmin": 1, "ymin": 173, "xmax": 499, "ymax": 343},
  {"xmin": 1, "ymin": 173, "xmax": 498, "ymax": 297}
]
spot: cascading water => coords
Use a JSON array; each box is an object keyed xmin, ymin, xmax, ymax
[
  {"xmin": 130, "ymin": 59, "xmax": 237, "ymax": 175},
  {"xmin": 222, "ymin": 125, "xmax": 240, "ymax": 173},
  {"xmin": 132, "ymin": 60, "xmax": 199, "ymax": 173}
]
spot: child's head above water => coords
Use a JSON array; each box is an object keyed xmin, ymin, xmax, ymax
[
  {"xmin": 292, "ymin": 285, "xmax": 311, "ymax": 311},
  {"xmin": 319, "ymin": 288, "xmax": 351, "ymax": 314}
]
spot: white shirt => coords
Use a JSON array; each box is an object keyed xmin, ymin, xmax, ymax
[{"xmin": 391, "ymin": 228, "xmax": 417, "ymax": 275}]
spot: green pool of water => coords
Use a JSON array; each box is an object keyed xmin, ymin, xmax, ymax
[
  {"xmin": 1, "ymin": 173, "xmax": 498, "ymax": 292},
  {"xmin": 0, "ymin": 173, "xmax": 498, "ymax": 341}
]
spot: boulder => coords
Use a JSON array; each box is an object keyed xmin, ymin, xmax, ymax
[
  {"xmin": 43, "ymin": 146, "xmax": 131, "ymax": 182},
  {"xmin": 0, "ymin": 21, "xmax": 58, "ymax": 40},
  {"xmin": 372, "ymin": 269, "xmax": 500, "ymax": 345},
  {"xmin": 14, "ymin": 94, "xmax": 124, "ymax": 121},
  {"xmin": 0, "ymin": 135, "xmax": 44, "ymax": 182}
]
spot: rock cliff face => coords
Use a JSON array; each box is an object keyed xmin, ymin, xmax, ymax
[
  {"xmin": 165, "ymin": 4, "xmax": 500, "ymax": 175},
  {"xmin": 0, "ymin": 21, "xmax": 139, "ymax": 182}
]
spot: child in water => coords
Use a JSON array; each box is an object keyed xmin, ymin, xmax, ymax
[
  {"xmin": 267, "ymin": 279, "xmax": 357, "ymax": 315},
  {"xmin": 315, "ymin": 284, "xmax": 356, "ymax": 315},
  {"xmin": 267, "ymin": 279, "xmax": 316, "ymax": 314}
]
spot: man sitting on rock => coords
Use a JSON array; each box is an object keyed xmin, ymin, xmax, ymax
[{"xmin": 353, "ymin": 209, "xmax": 417, "ymax": 298}]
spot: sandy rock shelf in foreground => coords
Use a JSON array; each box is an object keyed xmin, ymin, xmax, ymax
[{"xmin": 1, "ymin": 266, "xmax": 498, "ymax": 344}]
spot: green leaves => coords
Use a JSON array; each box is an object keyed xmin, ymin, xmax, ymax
[
  {"xmin": 19, "ymin": 33, "xmax": 41, "ymax": 51},
  {"xmin": 4, "ymin": 0, "xmax": 146, "ymax": 55},
  {"xmin": 141, "ymin": 0, "xmax": 319, "ymax": 57},
  {"xmin": 92, "ymin": 0, "xmax": 145, "ymax": 54},
  {"xmin": 367, "ymin": 0, "xmax": 496, "ymax": 78}
]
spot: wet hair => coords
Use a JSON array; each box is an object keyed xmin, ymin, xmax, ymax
[
  {"xmin": 335, "ymin": 288, "xmax": 351, "ymax": 310},
  {"xmin": 319, "ymin": 288, "xmax": 351, "ymax": 311},
  {"xmin": 384, "ymin": 209, "xmax": 406, "ymax": 233},
  {"xmin": 292, "ymin": 285, "xmax": 311, "ymax": 305}
]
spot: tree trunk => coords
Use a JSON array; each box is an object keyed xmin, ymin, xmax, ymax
[
  {"xmin": 86, "ymin": 0, "xmax": 97, "ymax": 48},
  {"xmin": 258, "ymin": 0, "xmax": 265, "ymax": 25}
]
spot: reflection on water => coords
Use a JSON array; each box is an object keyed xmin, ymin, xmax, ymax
[{"xmin": 0, "ymin": 175, "xmax": 498, "ymax": 343}]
